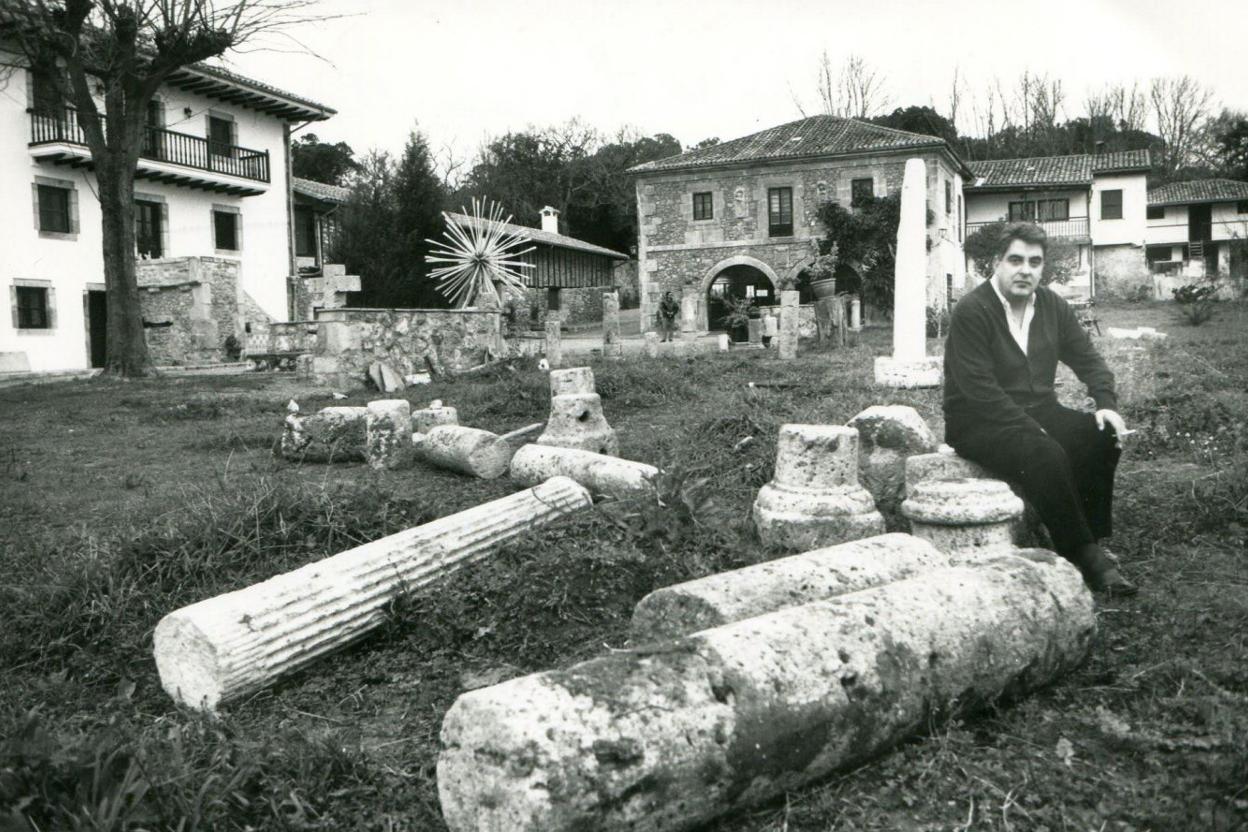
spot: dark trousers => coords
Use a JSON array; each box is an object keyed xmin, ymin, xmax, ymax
[{"xmin": 946, "ymin": 401, "xmax": 1121, "ymax": 573}]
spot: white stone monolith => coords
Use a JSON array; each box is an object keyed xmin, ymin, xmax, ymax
[
  {"xmin": 414, "ymin": 425, "xmax": 515, "ymax": 479},
  {"xmin": 778, "ymin": 290, "xmax": 799, "ymax": 359},
  {"xmin": 411, "ymin": 402, "xmax": 459, "ymax": 434},
  {"xmin": 280, "ymin": 406, "xmax": 367, "ymax": 462},
  {"xmin": 510, "ymin": 444, "xmax": 657, "ymax": 500},
  {"xmin": 154, "ymin": 477, "xmax": 592, "ymax": 711},
  {"xmin": 874, "ymin": 158, "xmax": 942, "ymax": 388},
  {"xmin": 630, "ymin": 533, "xmax": 947, "ymax": 642},
  {"xmin": 847, "ymin": 405, "xmax": 938, "ymax": 529},
  {"xmin": 849, "ymin": 296, "xmax": 862, "ymax": 330},
  {"xmin": 747, "ymin": 318, "xmax": 763, "ymax": 345},
  {"xmin": 437, "ymin": 553, "xmax": 1094, "ymax": 832},
  {"xmin": 901, "ymin": 478, "xmax": 1024, "ymax": 561},
  {"xmin": 545, "ymin": 317, "xmax": 562, "ymax": 369},
  {"xmin": 644, "ymin": 331, "xmax": 659, "ymax": 358},
  {"xmin": 366, "ymin": 399, "xmax": 413, "ymax": 470},
  {"xmin": 753, "ymin": 424, "xmax": 885, "ymax": 550},
  {"xmin": 602, "ymin": 291, "xmax": 623, "ymax": 358},
  {"xmin": 679, "ymin": 290, "xmax": 699, "ymax": 338},
  {"xmin": 717, "ymin": 333, "xmax": 730, "ymax": 352}
]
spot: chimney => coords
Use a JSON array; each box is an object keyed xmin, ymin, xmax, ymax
[
  {"xmin": 1094, "ymin": 140, "xmax": 1107, "ymax": 155},
  {"xmin": 540, "ymin": 206, "xmax": 560, "ymax": 235}
]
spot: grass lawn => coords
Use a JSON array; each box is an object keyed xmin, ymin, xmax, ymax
[{"xmin": 1, "ymin": 300, "xmax": 1246, "ymax": 831}]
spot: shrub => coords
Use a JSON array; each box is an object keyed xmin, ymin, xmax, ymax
[
  {"xmin": 1172, "ymin": 281, "xmax": 1219, "ymax": 325},
  {"xmin": 925, "ymin": 306, "xmax": 950, "ymax": 338}
]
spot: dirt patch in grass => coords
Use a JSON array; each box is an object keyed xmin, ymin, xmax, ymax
[{"xmin": 2, "ymin": 302, "xmax": 1246, "ymax": 831}]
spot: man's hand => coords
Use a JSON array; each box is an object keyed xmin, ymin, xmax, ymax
[{"xmin": 1095, "ymin": 409, "xmax": 1129, "ymax": 447}]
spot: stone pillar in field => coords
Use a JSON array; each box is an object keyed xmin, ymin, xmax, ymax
[
  {"xmin": 366, "ymin": 399, "xmax": 413, "ymax": 470},
  {"xmin": 602, "ymin": 291, "xmax": 622, "ymax": 358},
  {"xmin": 437, "ymin": 553, "xmax": 1094, "ymax": 832},
  {"xmin": 777, "ymin": 290, "xmax": 799, "ymax": 359},
  {"xmin": 545, "ymin": 288, "xmax": 562, "ymax": 369},
  {"xmin": 874, "ymin": 158, "xmax": 942, "ymax": 388},
  {"xmin": 537, "ymin": 367, "xmax": 618, "ymax": 456},
  {"xmin": 154, "ymin": 477, "xmax": 593, "ymax": 711},
  {"xmin": 716, "ymin": 333, "xmax": 730, "ymax": 351},
  {"xmin": 643, "ymin": 331, "xmax": 659, "ymax": 358},
  {"xmin": 849, "ymin": 296, "xmax": 862, "ymax": 330},
  {"xmin": 752, "ymin": 424, "xmax": 885, "ymax": 550},
  {"xmin": 747, "ymin": 317, "xmax": 763, "ymax": 345},
  {"xmin": 847, "ymin": 405, "xmax": 938, "ymax": 530},
  {"xmin": 901, "ymin": 478, "xmax": 1023, "ymax": 561},
  {"xmin": 679, "ymin": 288, "xmax": 699, "ymax": 339}
]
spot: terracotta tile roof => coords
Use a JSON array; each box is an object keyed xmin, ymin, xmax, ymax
[
  {"xmin": 1148, "ymin": 178, "xmax": 1248, "ymax": 206},
  {"xmin": 293, "ymin": 177, "xmax": 350, "ymax": 204},
  {"xmin": 968, "ymin": 149, "xmax": 1151, "ymax": 190},
  {"xmin": 445, "ymin": 213, "xmax": 629, "ymax": 260},
  {"xmin": 628, "ymin": 115, "xmax": 949, "ymax": 174}
]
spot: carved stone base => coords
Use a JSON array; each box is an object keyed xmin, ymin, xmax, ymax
[{"xmin": 873, "ymin": 356, "xmax": 943, "ymax": 388}]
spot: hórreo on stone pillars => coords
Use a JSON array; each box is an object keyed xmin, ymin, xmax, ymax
[{"xmin": 874, "ymin": 158, "xmax": 942, "ymax": 388}]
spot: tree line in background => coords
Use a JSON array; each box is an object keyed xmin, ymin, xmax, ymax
[{"xmin": 297, "ymin": 54, "xmax": 1248, "ymax": 308}]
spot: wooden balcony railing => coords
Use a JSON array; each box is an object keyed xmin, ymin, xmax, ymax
[
  {"xmin": 965, "ymin": 216, "xmax": 1090, "ymax": 240},
  {"xmin": 29, "ymin": 108, "xmax": 270, "ymax": 184}
]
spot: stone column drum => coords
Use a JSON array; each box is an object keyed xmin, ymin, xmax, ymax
[
  {"xmin": 438, "ymin": 553, "xmax": 1094, "ymax": 832},
  {"xmin": 752, "ymin": 425, "xmax": 885, "ymax": 550},
  {"xmin": 778, "ymin": 289, "xmax": 800, "ymax": 360},
  {"xmin": 154, "ymin": 477, "xmax": 593, "ymax": 711},
  {"xmin": 537, "ymin": 367, "xmax": 618, "ymax": 456},
  {"xmin": 510, "ymin": 444, "xmax": 658, "ymax": 500},
  {"xmin": 846, "ymin": 405, "xmax": 938, "ymax": 530},
  {"xmin": 414, "ymin": 425, "xmax": 516, "ymax": 479},
  {"xmin": 631, "ymin": 533, "xmax": 948, "ymax": 642},
  {"xmin": 281, "ymin": 405, "xmax": 367, "ymax": 462},
  {"xmin": 849, "ymin": 296, "xmax": 862, "ymax": 331},
  {"xmin": 901, "ymin": 478, "xmax": 1024, "ymax": 562},
  {"xmin": 550, "ymin": 367, "xmax": 595, "ymax": 396},
  {"xmin": 874, "ymin": 158, "xmax": 942, "ymax": 388},
  {"xmin": 412, "ymin": 401, "xmax": 458, "ymax": 434},
  {"xmin": 602, "ymin": 291, "xmax": 623, "ymax": 358},
  {"xmin": 366, "ymin": 399, "xmax": 413, "ymax": 470},
  {"xmin": 545, "ymin": 316, "xmax": 563, "ymax": 369}
]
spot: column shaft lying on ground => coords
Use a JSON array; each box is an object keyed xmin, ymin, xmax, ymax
[
  {"xmin": 510, "ymin": 444, "xmax": 658, "ymax": 500},
  {"xmin": 414, "ymin": 425, "xmax": 515, "ymax": 479},
  {"xmin": 281, "ymin": 406, "xmax": 367, "ymax": 462},
  {"xmin": 439, "ymin": 553, "xmax": 1094, "ymax": 832},
  {"xmin": 154, "ymin": 477, "xmax": 592, "ymax": 711},
  {"xmin": 630, "ymin": 533, "xmax": 947, "ymax": 642}
]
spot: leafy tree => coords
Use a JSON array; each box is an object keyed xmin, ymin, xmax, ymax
[
  {"xmin": 292, "ymin": 132, "xmax": 358, "ymax": 185},
  {"xmin": 869, "ymin": 105, "xmax": 958, "ymax": 147},
  {"xmin": 3, "ymin": 0, "xmax": 326, "ymax": 376},
  {"xmin": 387, "ymin": 130, "xmax": 448, "ymax": 307},
  {"xmin": 816, "ymin": 194, "xmax": 908, "ymax": 311},
  {"xmin": 1206, "ymin": 109, "xmax": 1248, "ymax": 180}
]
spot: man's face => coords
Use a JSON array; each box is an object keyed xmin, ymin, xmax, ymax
[{"xmin": 993, "ymin": 239, "xmax": 1044, "ymax": 301}]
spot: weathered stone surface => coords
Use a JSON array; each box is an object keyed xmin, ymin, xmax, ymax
[
  {"xmin": 365, "ymin": 399, "xmax": 413, "ymax": 470},
  {"xmin": 644, "ymin": 331, "xmax": 659, "ymax": 358},
  {"xmin": 280, "ymin": 406, "xmax": 367, "ymax": 462},
  {"xmin": 602, "ymin": 292, "xmax": 623, "ymax": 358},
  {"xmin": 717, "ymin": 333, "xmax": 730, "ymax": 352},
  {"xmin": 498, "ymin": 422, "xmax": 545, "ymax": 450},
  {"xmin": 414, "ymin": 425, "xmax": 515, "ymax": 479},
  {"xmin": 369, "ymin": 360, "xmax": 406, "ymax": 393},
  {"xmin": 155, "ymin": 477, "xmax": 592, "ymax": 711},
  {"xmin": 753, "ymin": 425, "xmax": 885, "ymax": 550},
  {"xmin": 847, "ymin": 405, "xmax": 938, "ymax": 530},
  {"xmin": 545, "ymin": 318, "xmax": 563, "ymax": 368},
  {"xmin": 411, "ymin": 403, "xmax": 459, "ymax": 434},
  {"xmin": 778, "ymin": 290, "xmax": 799, "ymax": 360},
  {"xmin": 901, "ymin": 478, "xmax": 1024, "ymax": 561},
  {"xmin": 631, "ymin": 533, "xmax": 948, "ymax": 642},
  {"xmin": 550, "ymin": 367, "xmax": 595, "ymax": 396},
  {"xmin": 849, "ymin": 296, "xmax": 862, "ymax": 330},
  {"xmin": 537, "ymin": 393, "xmax": 619, "ymax": 456},
  {"xmin": 747, "ymin": 318, "xmax": 762, "ymax": 344},
  {"xmin": 873, "ymin": 355, "xmax": 943, "ymax": 388},
  {"xmin": 438, "ymin": 554, "xmax": 1094, "ymax": 832},
  {"xmin": 904, "ymin": 444, "xmax": 992, "ymax": 498},
  {"xmin": 510, "ymin": 444, "xmax": 657, "ymax": 500}
]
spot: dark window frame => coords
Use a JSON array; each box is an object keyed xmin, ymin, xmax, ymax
[
  {"xmin": 767, "ymin": 187, "xmax": 793, "ymax": 237},
  {"xmin": 16, "ymin": 285, "xmax": 51, "ymax": 329},
  {"xmin": 945, "ymin": 180, "xmax": 952, "ymax": 214},
  {"xmin": 37, "ymin": 184, "xmax": 71, "ymax": 233},
  {"xmin": 692, "ymin": 191, "xmax": 713, "ymax": 221},
  {"xmin": 1237, "ymin": 200, "xmax": 1248, "ymax": 214},
  {"xmin": 135, "ymin": 199, "xmax": 163, "ymax": 258},
  {"xmin": 1008, "ymin": 198, "xmax": 1070, "ymax": 222},
  {"xmin": 213, "ymin": 209, "xmax": 239, "ymax": 251},
  {"xmin": 1147, "ymin": 205, "xmax": 1165, "ymax": 220},
  {"xmin": 851, "ymin": 178, "xmax": 874, "ymax": 208},
  {"xmin": 1100, "ymin": 189, "xmax": 1123, "ymax": 220},
  {"xmin": 294, "ymin": 207, "xmax": 318, "ymax": 257},
  {"xmin": 207, "ymin": 114, "xmax": 236, "ymax": 158}
]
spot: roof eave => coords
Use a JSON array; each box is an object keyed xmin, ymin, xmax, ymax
[
  {"xmin": 1148, "ymin": 196, "xmax": 1248, "ymax": 208},
  {"xmin": 964, "ymin": 182, "xmax": 1092, "ymax": 193},
  {"xmin": 629, "ymin": 141, "xmax": 952, "ymax": 178},
  {"xmin": 167, "ymin": 66, "xmax": 335, "ymax": 122}
]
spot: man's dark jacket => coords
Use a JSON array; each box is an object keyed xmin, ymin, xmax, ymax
[{"xmin": 943, "ymin": 280, "xmax": 1117, "ymax": 435}]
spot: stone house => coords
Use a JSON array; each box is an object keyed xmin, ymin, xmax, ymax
[
  {"xmin": 292, "ymin": 177, "xmax": 350, "ymax": 278},
  {"xmin": 963, "ymin": 150, "xmax": 1151, "ymax": 298},
  {"xmin": 1144, "ymin": 179, "xmax": 1248, "ymax": 298},
  {"xmin": 628, "ymin": 115, "xmax": 972, "ymax": 333},
  {"xmin": 0, "ymin": 30, "xmax": 335, "ymax": 373}
]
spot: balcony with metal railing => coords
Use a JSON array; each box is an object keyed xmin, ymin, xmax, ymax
[
  {"xmin": 965, "ymin": 216, "xmax": 1090, "ymax": 242},
  {"xmin": 28, "ymin": 108, "xmax": 271, "ymax": 196}
]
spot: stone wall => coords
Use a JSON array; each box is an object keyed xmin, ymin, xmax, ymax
[
  {"xmin": 508, "ymin": 286, "xmax": 608, "ymax": 328},
  {"xmin": 1094, "ymin": 244, "xmax": 1149, "ymax": 300},
  {"xmin": 136, "ymin": 257, "xmax": 262, "ymax": 365}
]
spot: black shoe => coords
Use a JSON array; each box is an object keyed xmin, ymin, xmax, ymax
[{"xmin": 1089, "ymin": 567, "xmax": 1139, "ymax": 597}]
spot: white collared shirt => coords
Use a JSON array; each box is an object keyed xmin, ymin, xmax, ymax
[{"xmin": 990, "ymin": 279, "xmax": 1035, "ymax": 355}]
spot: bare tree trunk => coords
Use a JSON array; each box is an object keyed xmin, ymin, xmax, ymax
[{"xmin": 96, "ymin": 156, "xmax": 151, "ymax": 376}]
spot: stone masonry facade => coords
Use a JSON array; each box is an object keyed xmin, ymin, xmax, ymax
[{"xmin": 635, "ymin": 150, "xmax": 964, "ymax": 330}]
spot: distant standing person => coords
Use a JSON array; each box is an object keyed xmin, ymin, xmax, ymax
[
  {"xmin": 657, "ymin": 291, "xmax": 680, "ymax": 342},
  {"xmin": 943, "ymin": 222, "xmax": 1136, "ymax": 597},
  {"xmin": 761, "ymin": 306, "xmax": 778, "ymax": 348}
]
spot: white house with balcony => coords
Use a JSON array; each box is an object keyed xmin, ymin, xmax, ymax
[
  {"xmin": 963, "ymin": 150, "xmax": 1151, "ymax": 298},
  {"xmin": 1145, "ymin": 179, "xmax": 1248, "ymax": 297},
  {"xmin": 0, "ymin": 41, "xmax": 335, "ymax": 373}
]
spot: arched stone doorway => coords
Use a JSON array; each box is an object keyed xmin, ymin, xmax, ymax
[{"xmin": 701, "ymin": 255, "xmax": 780, "ymax": 334}]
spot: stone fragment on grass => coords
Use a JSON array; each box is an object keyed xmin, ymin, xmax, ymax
[
  {"xmin": 510, "ymin": 444, "xmax": 657, "ymax": 500},
  {"xmin": 411, "ymin": 403, "xmax": 459, "ymax": 434},
  {"xmin": 366, "ymin": 399, "xmax": 413, "ymax": 470},
  {"xmin": 280, "ymin": 405, "xmax": 367, "ymax": 462},
  {"xmin": 847, "ymin": 405, "xmax": 938, "ymax": 530},
  {"xmin": 752, "ymin": 424, "xmax": 885, "ymax": 550},
  {"xmin": 901, "ymin": 478, "xmax": 1023, "ymax": 561},
  {"xmin": 154, "ymin": 477, "xmax": 592, "ymax": 711},
  {"xmin": 630, "ymin": 532, "xmax": 947, "ymax": 642},
  {"xmin": 537, "ymin": 393, "xmax": 618, "ymax": 456},
  {"xmin": 903, "ymin": 444, "xmax": 992, "ymax": 498},
  {"xmin": 437, "ymin": 554, "xmax": 1094, "ymax": 832},
  {"xmin": 415, "ymin": 425, "xmax": 515, "ymax": 479},
  {"xmin": 549, "ymin": 367, "xmax": 595, "ymax": 396}
]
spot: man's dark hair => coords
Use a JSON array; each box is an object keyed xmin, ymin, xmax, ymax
[{"xmin": 996, "ymin": 222, "xmax": 1048, "ymax": 258}]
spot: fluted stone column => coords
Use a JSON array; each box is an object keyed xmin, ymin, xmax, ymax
[
  {"xmin": 602, "ymin": 291, "xmax": 623, "ymax": 358},
  {"xmin": 281, "ymin": 405, "xmax": 367, "ymax": 462},
  {"xmin": 631, "ymin": 533, "xmax": 947, "ymax": 642},
  {"xmin": 753, "ymin": 424, "xmax": 885, "ymax": 550},
  {"xmin": 154, "ymin": 477, "xmax": 593, "ymax": 711},
  {"xmin": 874, "ymin": 158, "xmax": 942, "ymax": 388},
  {"xmin": 901, "ymin": 478, "xmax": 1023, "ymax": 561},
  {"xmin": 510, "ymin": 444, "xmax": 657, "ymax": 500},
  {"xmin": 411, "ymin": 401, "xmax": 458, "ymax": 434},
  {"xmin": 366, "ymin": 399, "xmax": 413, "ymax": 470},
  {"xmin": 438, "ymin": 553, "xmax": 1094, "ymax": 832},
  {"xmin": 847, "ymin": 405, "xmax": 938, "ymax": 530},
  {"xmin": 778, "ymin": 290, "xmax": 799, "ymax": 360},
  {"xmin": 414, "ymin": 425, "xmax": 515, "ymax": 479}
]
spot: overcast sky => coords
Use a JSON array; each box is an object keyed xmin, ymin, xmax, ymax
[{"xmin": 227, "ymin": 0, "xmax": 1248, "ymax": 164}]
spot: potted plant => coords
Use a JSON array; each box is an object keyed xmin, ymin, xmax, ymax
[
  {"xmin": 721, "ymin": 296, "xmax": 757, "ymax": 342},
  {"xmin": 808, "ymin": 239, "xmax": 839, "ymax": 300}
]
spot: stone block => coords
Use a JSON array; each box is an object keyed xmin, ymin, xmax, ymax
[
  {"xmin": 510, "ymin": 444, "xmax": 657, "ymax": 500},
  {"xmin": 537, "ymin": 393, "xmax": 618, "ymax": 456},
  {"xmin": 550, "ymin": 367, "xmax": 595, "ymax": 396},
  {"xmin": 415, "ymin": 425, "xmax": 515, "ymax": 479},
  {"xmin": 544, "ymin": 318, "xmax": 563, "ymax": 369},
  {"xmin": 873, "ymin": 356, "xmax": 943, "ymax": 388},
  {"xmin": 281, "ymin": 406, "xmax": 367, "ymax": 462},
  {"xmin": 643, "ymin": 331, "xmax": 659, "ymax": 358},
  {"xmin": 366, "ymin": 399, "xmax": 413, "ymax": 470},
  {"xmin": 847, "ymin": 405, "xmax": 938, "ymax": 530},
  {"xmin": 778, "ymin": 290, "xmax": 800, "ymax": 360},
  {"xmin": 411, "ymin": 403, "xmax": 459, "ymax": 434},
  {"xmin": 901, "ymin": 478, "xmax": 1024, "ymax": 561},
  {"xmin": 903, "ymin": 444, "xmax": 991, "ymax": 498}
]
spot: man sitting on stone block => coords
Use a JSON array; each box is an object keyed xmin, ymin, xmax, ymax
[{"xmin": 943, "ymin": 222, "xmax": 1137, "ymax": 597}]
